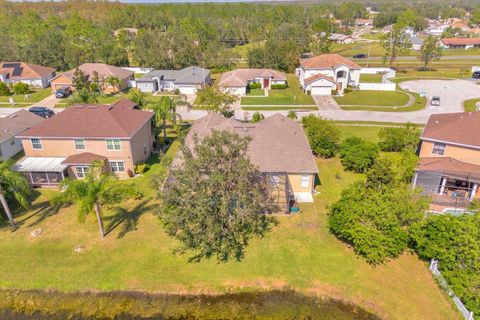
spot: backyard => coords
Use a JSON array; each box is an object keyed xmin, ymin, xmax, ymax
[{"xmin": 0, "ymin": 125, "xmax": 458, "ymax": 320}]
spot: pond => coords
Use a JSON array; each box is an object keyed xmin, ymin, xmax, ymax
[{"xmin": 0, "ymin": 289, "xmax": 381, "ymax": 320}]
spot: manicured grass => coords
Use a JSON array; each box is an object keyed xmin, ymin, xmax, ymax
[
  {"xmin": 331, "ymin": 42, "xmax": 386, "ymax": 57},
  {"xmin": 464, "ymin": 98, "xmax": 480, "ymax": 112},
  {"xmin": 338, "ymin": 125, "xmax": 383, "ymax": 142},
  {"xmin": 246, "ymin": 88, "xmax": 265, "ymax": 96},
  {"xmin": 359, "ymin": 73, "xmax": 384, "ymax": 83},
  {"xmin": 0, "ymin": 88, "xmax": 52, "ymax": 105},
  {"xmin": 241, "ymin": 74, "xmax": 315, "ymax": 106},
  {"xmin": 334, "ymin": 90, "xmax": 410, "ymax": 107},
  {"xmin": 394, "ymin": 68, "xmax": 469, "ymax": 79},
  {"xmin": 56, "ymin": 91, "xmax": 168, "ymax": 108},
  {"xmin": 242, "ymin": 106, "xmax": 318, "ymax": 111}
]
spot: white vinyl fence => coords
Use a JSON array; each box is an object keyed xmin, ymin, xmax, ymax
[
  {"xmin": 358, "ymin": 68, "xmax": 397, "ymax": 91},
  {"xmin": 429, "ymin": 260, "xmax": 475, "ymax": 320},
  {"xmin": 122, "ymin": 67, "xmax": 154, "ymax": 74}
]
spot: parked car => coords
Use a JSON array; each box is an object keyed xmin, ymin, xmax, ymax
[
  {"xmin": 430, "ymin": 96, "xmax": 441, "ymax": 106},
  {"xmin": 472, "ymin": 71, "xmax": 480, "ymax": 79},
  {"xmin": 29, "ymin": 107, "xmax": 55, "ymax": 118},
  {"xmin": 353, "ymin": 54, "xmax": 368, "ymax": 59},
  {"xmin": 55, "ymin": 87, "xmax": 72, "ymax": 98}
]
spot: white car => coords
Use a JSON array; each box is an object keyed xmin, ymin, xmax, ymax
[{"xmin": 430, "ymin": 96, "xmax": 441, "ymax": 106}]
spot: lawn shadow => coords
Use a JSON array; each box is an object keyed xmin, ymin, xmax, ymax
[{"xmin": 104, "ymin": 200, "xmax": 153, "ymax": 238}]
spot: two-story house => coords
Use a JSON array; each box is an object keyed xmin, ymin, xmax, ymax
[
  {"xmin": 412, "ymin": 112, "xmax": 480, "ymax": 210},
  {"xmin": 297, "ymin": 54, "xmax": 361, "ymax": 95},
  {"xmin": 14, "ymin": 100, "xmax": 153, "ymax": 187}
]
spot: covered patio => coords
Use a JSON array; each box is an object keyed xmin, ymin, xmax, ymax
[{"xmin": 13, "ymin": 157, "xmax": 67, "ymax": 187}]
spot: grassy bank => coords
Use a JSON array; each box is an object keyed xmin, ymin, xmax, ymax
[
  {"xmin": 335, "ymin": 90, "xmax": 410, "ymax": 107},
  {"xmin": 464, "ymin": 98, "xmax": 480, "ymax": 112}
]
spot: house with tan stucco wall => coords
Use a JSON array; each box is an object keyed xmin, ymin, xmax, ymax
[
  {"xmin": 413, "ymin": 112, "xmax": 480, "ymax": 211},
  {"xmin": 184, "ymin": 113, "xmax": 318, "ymax": 213},
  {"xmin": 13, "ymin": 99, "xmax": 153, "ymax": 186}
]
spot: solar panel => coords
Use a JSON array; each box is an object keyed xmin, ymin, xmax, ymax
[
  {"xmin": 2, "ymin": 63, "xmax": 23, "ymax": 77},
  {"xmin": 12, "ymin": 67, "xmax": 23, "ymax": 77},
  {"xmin": 2, "ymin": 63, "xmax": 20, "ymax": 68}
]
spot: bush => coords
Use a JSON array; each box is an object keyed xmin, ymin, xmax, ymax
[
  {"xmin": 247, "ymin": 82, "xmax": 261, "ymax": 89},
  {"xmin": 331, "ymin": 89, "xmax": 338, "ymax": 95},
  {"xmin": 302, "ymin": 115, "xmax": 340, "ymax": 158},
  {"xmin": 271, "ymin": 84, "xmax": 288, "ymax": 89},
  {"xmin": 251, "ymin": 111, "xmax": 265, "ymax": 123},
  {"xmin": 343, "ymin": 87, "xmax": 352, "ymax": 93},
  {"xmin": 12, "ymin": 82, "xmax": 30, "ymax": 95},
  {"xmin": 339, "ymin": 137, "xmax": 379, "ymax": 173},
  {"xmin": 134, "ymin": 162, "xmax": 149, "ymax": 174},
  {"xmin": 287, "ymin": 111, "xmax": 297, "ymax": 120},
  {"xmin": 378, "ymin": 123, "xmax": 420, "ymax": 152},
  {"xmin": 0, "ymin": 82, "xmax": 11, "ymax": 96}
]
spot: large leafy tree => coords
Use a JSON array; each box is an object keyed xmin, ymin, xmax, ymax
[
  {"xmin": 51, "ymin": 161, "xmax": 134, "ymax": 238},
  {"xmin": 380, "ymin": 24, "xmax": 411, "ymax": 67},
  {"xmin": 418, "ymin": 35, "xmax": 442, "ymax": 69},
  {"xmin": 159, "ymin": 130, "xmax": 278, "ymax": 262},
  {"xmin": 339, "ymin": 137, "xmax": 379, "ymax": 173},
  {"xmin": 301, "ymin": 115, "xmax": 340, "ymax": 158},
  {"xmin": 0, "ymin": 161, "xmax": 31, "ymax": 228},
  {"xmin": 378, "ymin": 123, "xmax": 420, "ymax": 152},
  {"xmin": 194, "ymin": 86, "xmax": 236, "ymax": 117}
]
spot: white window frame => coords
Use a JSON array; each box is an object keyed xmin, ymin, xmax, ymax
[
  {"xmin": 74, "ymin": 139, "xmax": 85, "ymax": 150},
  {"xmin": 106, "ymin": 139, "xmax": 121, "ymax": 151},
  {"xmin": 31, "ymin": 138, "xmax": 42, "ymax": 150},
  {"xmin": 300, "ymin": 175, "xmax": 310, "ymax": 188},
  {"xmin": 432, "ymin": 142, "xmax": 446, "ymax": 155},
  {"xmin": 75, "ymin": 166, "xmax": 89, "ymax": 178},
  {"xmin": 109, "ymin": 161, "xmax": 125, "ymax": 172},
  {"xmin": 271, "ymin": 175, "xmax": 280, "ymax": 186}
]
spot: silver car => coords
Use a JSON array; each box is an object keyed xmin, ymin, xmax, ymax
[{"xmin": 430, "ymin": 96, "xmax": 440, "ymax": 106}]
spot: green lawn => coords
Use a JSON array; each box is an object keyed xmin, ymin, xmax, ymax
[
  {"xmin": 241, "ymin": 74, "xmax": 315, "ymax": 106},
  {"xmin": 464, "ymin": 98, "xmax": 480, "ymax": 112},
  {"xmin": 335, "ymin": 90, "xmax": 410, "ymax": 107},
  {"xmin": 229, "ymin": 41, "xmax": 265, "ymax": 59},
  {"xmin": 0, "ymin": 88, "xmax": 52, "ymax": 105},
  {"xmin": 338, "ymin": 125, "xmax": 383, "ymax": 142},
  {"xmin": 0, "ymin": 125, "xmax": 458, "ymax": 320},
  {"xmin": 359, "ymin": 74, "xmax": 383, "ymax": 83},
  {"xmin": 246, "ymin": 88, "xmax": 265, "ymax": 96},
  {"xmin": 242, "ymin": 106, "xmax": 318, "ymax": 111}
]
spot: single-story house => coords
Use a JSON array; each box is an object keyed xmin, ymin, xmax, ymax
[
  {"xmin": 0, "ymin": 110, "xmax": 45, "ymax": 160},
  {"xmin": 410, "ymin": 37, "xmax": 424, "ymax": 51},
  {"xmin": 50, "ymin": 63, "xmax": 135, "ymax": 94},
  {"xmin": 355, "ymin": 18, "xmax": 373, "ymax": 26},
  {"xmin": 297, "ymin": 53, "xmax": 361, "ymax": 95},
  {"xmin": 218, "ymin": 69, "xmax": 287, "ymax": 96},
  {"xmin": 14, "ymin": 99, "xmax": 153, "ymax": 186},
  {"xmin": 182, "ymin": 113, "xmax": 318, "ymax": 212},
  {"xmin": 328, "ymin": 33, "xmax": 354, "ymax": 44},
  {"xmin": 439, "ymin": 38, "xmax": 480, "ymax": 49},
  {"xmin": 136, "ymin": 66, "xmax": 211, "ymax": 95},
  {"xmin": 0, "ymin": 62, "xmax": 56, "ymax": 88}
]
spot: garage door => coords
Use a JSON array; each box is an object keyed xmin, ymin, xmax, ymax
[
  {"xmin": 311, "ymin": 86, "xmax": 332, "ymax": 95},
  {"xmin": 179, "ymin": 86, "xmax": 197, "ymax": 94}
]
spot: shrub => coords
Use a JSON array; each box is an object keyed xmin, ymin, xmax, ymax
[
  {"xmin": 271, "ymin": 84, "xmax": 288, "ymax": 89},
  {"xmin": 127, "ymin": 169, "xmax": 135, "ymax": 178},
  {"xmin": 12, "ymin": 82, "xmax": 30, "ymax": 95},
  {"xmin": 331, "ymin": 89, "xmax": 338, "ymax": 95},
  {"xmin": 247, "ymin": 82, "xmax": 261, "ymax": 89},
  {"xmin": 287, "ymin": 111, "xmax": 297, "ymax": 120},
  {"xmin": 251, "ymin": 111, "xmax": 265, "ymax": 123},
  {"xmin": 343, "ymin": 87, "xmax": 352, "ymax": 93},
  {"xmin": 302, "ymin": 115, "xmax": 340, "ymax": 158},
  {"xmin": 134, "ymin": 162, "xmax": 149, "ymax": 174},
  {"xmin": 0, "ymin": 82, "xmax": 11, "ymax": 96},
  {"xmin": 339, "ymin": 137, "xmax": 379, "ymax": 173},
  {"xmin": 378, "ymin": 123, "xmax": 420, "ymax": 152}
]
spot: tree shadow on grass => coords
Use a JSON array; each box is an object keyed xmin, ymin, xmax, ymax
[
  {"xmin": 0, "ymin": 199, "xmax": 63, "ymax": 232},
  {"xmin": 104, "ymin": 200, "xmax": 153, "ymax": 238}
]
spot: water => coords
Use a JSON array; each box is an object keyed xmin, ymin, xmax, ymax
[{"xmin": 0, "ymin": 290, "xmax": 380, "ymax": 319}]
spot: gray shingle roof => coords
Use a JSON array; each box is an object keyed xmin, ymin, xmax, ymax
[
  {"xmin": 0, "ymin": 110, "xmax": 44, "ymax": 143},
  {"xmin": 137, "ymin": 66, "xmax": 210, "ymax": 85}
]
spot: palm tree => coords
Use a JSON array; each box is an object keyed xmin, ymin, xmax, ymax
[
  {"xmin": 128, "ymin": 88, "xmax": 146, "ymax": 108},
  {"xmin": 153, "ymin": 97, "xmax": 173, "ymax": 144},
  {"xmin": 51, "ymin": 161, "xmax": 132, "ymax": 238},
  {"xmin": 287, "ymin": 111, "xmax": 298, "ymax": 120},
  {"xmin": 106, "ymin": 76, "xmax": 121, "ymax": 94},
  {"xmin": 0, "ymin": 161, "xmax": 31, "ymax": 228}
]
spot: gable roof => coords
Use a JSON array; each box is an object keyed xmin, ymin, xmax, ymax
[
  {"xmin": 304, "ymin": 73, "xmax": 337, "ymax": 85},
  {"xmin": 56, "ymin": 63, "xmax": 134, "ymax": 82},
  {"xmin": 218, "ymin": 69, "xmax": 287, "ymax": 87},
  {"xmin": 300, "ymin": 54, "xmax": 361, "ymax": 70},
  {"xmin": 137, "ymin": 66, "xmax": 210, "ymax": 85},
  {"xmin": 184, "ymin": 113, "xmax": 318, "ymax": 174},
  {"xmin": 18, "ymin": 100, "xmax": 153, "ymax": 139},
  {"xmin": 0, "ymin": 110, "xmax": 45, "ymax": 143},
  {"xmin": 421, "ymin": 112, "xmax": 480, "ymax": 149},
  {"xmin": 0, "ymin": 62, "xmax": 55, "ymax": 80},
  {"xmin": 441, "ymin": 38, "xmax": 480, "ymax": 46},
  {"xmin": 62, "ymin": 152, "xmax": 107, "ymax": 165}
]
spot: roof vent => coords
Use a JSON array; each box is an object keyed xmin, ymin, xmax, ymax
[{"xmin": 9, "ymin": 114, "xmax": 17, "ymax": 119}]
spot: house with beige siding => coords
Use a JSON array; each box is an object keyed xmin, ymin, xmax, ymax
[
  {"xmin": 413, "ymin": 112, "xmax": 480, "ymax": 211},
  {"xmin": 184, "ymin": 113, "xmax": 318, "ymax": 213},
  {"xmin": 14, "ymin": 99, "xmax": 153, "ymax": 186}
]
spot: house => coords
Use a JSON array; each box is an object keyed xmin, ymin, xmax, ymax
[
  {"xmin": 297, "ymin": 54, "xmax": 361, "ymax": 95},
  {"xmin": 355, "ymin": 18, "xmax": 373, "ymax": 26},
  {"xmin": 328, "ymin": 33, "xmax": 354, "ymax": 44},
  {"xmin": 218, "ymin": 69, "xmax": 287, "ymax": 96},
  {"xmin": 440, "ymin": 38, "xmax": 480, "ymax": 49},
  {"xmin": 0, "ymin": 110, "xmax": 44, "ymax": 160},
  {"xmin": 0, "ymin": 62, "xmax": 56, "ymax": 88},
  {"xmin": 410, "ymin": 37, "xmax": 424, "ymax": 51},
  {"xmin": 49, "ymin": 63, "xmax": 135, "ymax": 94},
  {"xmin": 183, "ymin": 113, "xmax": 318, "ymax": 212},
  {"xmin": 136, "ymin": 66, "xmax": 211, "ymax": 95},
  {"xmin": 405, "ymin": 27, "xmax": 416, "ymax": 37},
  {"xmin": 412, "ymin": 112, "xmax": 480, "ymax": 210},
  {"xmin": 14, "ymin": 100, "xmax": 153, "ymax": 186}
]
